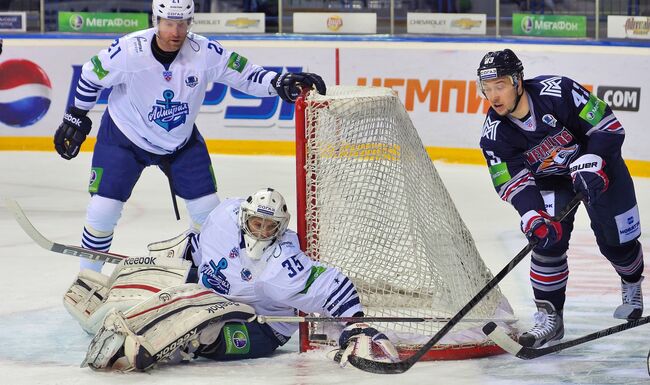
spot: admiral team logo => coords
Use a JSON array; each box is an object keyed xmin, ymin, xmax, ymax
[
  {"xmin": 0, "ymin": 59, "xmax": 52, "ymax": 127},
  {"xmin": 148, "ymin": 89, "xmax": 189, "ymax": 131}
]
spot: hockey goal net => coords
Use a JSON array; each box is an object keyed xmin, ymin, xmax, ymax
[{"xmin": 295, "ymin": 86, "xmax": 517, "ymax": 360}]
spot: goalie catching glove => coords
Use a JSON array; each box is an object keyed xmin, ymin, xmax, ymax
[
  {"xmin": 521, "ymin": 210, "xmax": 562, "ymax": 249},
  {"xmin": 271, "ymin": 72, "xmax": 326, "ymax": 103},
  {"xmin": 569, "ymin": 153, "xmax": 609, "ymax": 206},
  {"xmin": 334, "ymin": 322, "xmax": 400, "ymax": 368}
]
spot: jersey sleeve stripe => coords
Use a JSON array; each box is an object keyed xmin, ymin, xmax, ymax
[
  {"xmin": 497, "ymin": 169, "xmax": 535, "ymax": 203},
  {"xmin": 323, "ymin": 277, "xmax": 349, "ymax": 306},
  {"xmin": 326, "ymin": 282, "xmax": 355, "ymax": 311},
  {"xmin": 585, "ymin": 114, "xmax": 624, "ymax": 136},
  {"xmin": 331, "ymin": 296, "xmax": 361, "ymax": 317},
  {"xmin": 79, "ymin": 77, "xmax": 103, "ymax": 91}
]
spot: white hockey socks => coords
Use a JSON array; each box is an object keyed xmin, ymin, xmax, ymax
[{"xmin": 82, "ymin": 284, "xmax": 256, "ymax": 372}]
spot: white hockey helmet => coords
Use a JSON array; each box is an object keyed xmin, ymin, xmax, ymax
[
  {"xmin": 152, "ymin": 0, "xmax": 195, "ymax": 30},
  {"xmin": 239, "ymin": 188, "xmax": 290, "ymax": 260}
]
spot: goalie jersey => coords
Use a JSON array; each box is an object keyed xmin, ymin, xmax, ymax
[
  {"xmin": 479, "ymin": 75, "xmax": 625, "ymax": 216},
  {"xmin": 73, "ymin": 28, "xmax": 277, "ymax": 155},
  {"xmin": 193, "ymin": 199, "xmax": 363, "ymax": 337}
]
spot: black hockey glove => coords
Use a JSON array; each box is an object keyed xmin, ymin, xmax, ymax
[
  {"xmin": 271, "ymin": 72, "xmax": 326, "ymax": 103},
  {"xmin": 54, "ymin": 106, "xmax": 92, "ymax": 160},
  {"xmin": 569, "ymin": 154, "xmax": 609, "ymax": 206}
]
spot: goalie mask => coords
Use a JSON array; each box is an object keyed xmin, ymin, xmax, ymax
[
  {"xmin": 239, "ymin": 188, "xmax": 290, "ymax": 260},
  {"xmin": 152, "ymin": 0, "xmax": 194, "ymax": 33}
]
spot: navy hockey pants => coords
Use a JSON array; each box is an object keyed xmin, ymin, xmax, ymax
[
  {"xmin": 197, "ymin": 321, "xmax": 290, "ymax": 361},
  {"xmin": 89, "ymin": 109, "xmax": 217, "ymax": 202},
  {"xmin": 531, "ymin": 156, "xmax": 643, "ymax": 310}
]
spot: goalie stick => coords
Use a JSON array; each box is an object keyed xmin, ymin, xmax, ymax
[
  {"xmin": 482, "ymin": 315, "xmax": 650, "ymax": 360},
  {"xmin": 3, "ymin": 198, "xmax": 128, "ymax": 264},
  {"xmin": 347, "ymin": 194, "xmax": 583, "ymax": 374}
]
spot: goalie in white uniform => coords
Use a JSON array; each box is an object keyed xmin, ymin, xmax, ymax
[
  {"xmin": 53, "ymin": 0, "xmax": 326, "ymax": 273},
  {"xmin": 64, "ymin": 188, "xmax": 399, "ymax": 371}
]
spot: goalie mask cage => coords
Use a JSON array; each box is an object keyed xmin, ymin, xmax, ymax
[{"xmin": 295, "ymin": 86, "xmax": 517, "ymax": 360}]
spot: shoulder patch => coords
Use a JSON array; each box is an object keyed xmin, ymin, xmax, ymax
[
  {"xmin": 579, "ymin": 94, "xmax": 607, "ymax": 125},
  {"xmin": 488, "ymin": 162, "xmax": 511, "ymax": 187},
  {"xmin": 227, "ymin": 52, "xmax": 248, "ymax": 73},
  {"xmin": 481, "ymin": 116, "xmax": 500, "ymax": 141},
  {"xmin": 539, "ymin": 76, "xmax": 563, "ymax": 98},
  {"xmin": 91, "ymin": 55, "xmax": 109, "ymax": 80}
]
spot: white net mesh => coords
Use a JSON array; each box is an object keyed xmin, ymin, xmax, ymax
[{"xmin": 300, "ymin": 86, "xmax": 515, "ymax": 347}]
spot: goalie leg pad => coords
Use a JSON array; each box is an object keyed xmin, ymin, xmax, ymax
[
  {"xmin": 65, "ymin": 256, "xmax": 193, "ymax": 334},
  {"xmin": 82, "ymin": 283, "xmax": 256, "ymax": 372}
]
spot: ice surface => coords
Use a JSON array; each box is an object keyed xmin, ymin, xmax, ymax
[{"xmin": 1, "ymin": 152, "xmax": 649, "ymax": 385}]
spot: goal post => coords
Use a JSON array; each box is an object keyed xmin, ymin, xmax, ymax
[{"xmin": 294, "ymin": 86, "xmax": 518, "ymax": 360}]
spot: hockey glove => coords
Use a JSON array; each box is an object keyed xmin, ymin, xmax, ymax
[
  {"xmin": 336, "ymin": 322, "xmax": 400, "ymax": 367},
  {"xmin": 520, "ymin": 210, "xmax": 563, "ymax": 248},
  {"xmin": 569, "ymin": 154, "xmax": 609, "ymax": 206},
  {"xmin": 54, "ymin": 106, "xmax": 92, "ymax": 160},
  {"xmin": 271, "ymin": 72, "xmax": 326, "ymax": 103}
]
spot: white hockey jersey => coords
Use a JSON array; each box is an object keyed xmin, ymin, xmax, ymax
[
  {"xmin": 194, "ymin": 199, "xmax": 364, "ymax": 337},
  {"xmin": 74, "ymin": 29, "xmax": 278, "ymax": 154}
]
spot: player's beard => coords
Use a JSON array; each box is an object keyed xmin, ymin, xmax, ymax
[{"xmin": 158, "ymin": 35, "xmax": 186, "ymax": 52}]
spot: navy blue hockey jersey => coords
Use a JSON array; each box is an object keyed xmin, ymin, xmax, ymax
[{"xmin": 479, "ymin": 75, "xmax": 625, "ymax": 216}]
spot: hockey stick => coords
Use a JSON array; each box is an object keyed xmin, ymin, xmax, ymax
[
  {"xmin": 256, "ymin": 315, "xmax": 517, "ymax": 324},
  {"xmin": 348, "ymin": 194, "xmax": 583, "ymax": 374},
  {"xmin": 3, "ymin": 197, "xmax": 128, "ymax": 264},
  {"xmin": 482, "ymin": 315, "xmax": 650, "ymax": 359}
]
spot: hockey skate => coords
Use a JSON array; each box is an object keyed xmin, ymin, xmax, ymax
[
  {"xmin": 614, "ymin": 276, "xmax": 644, "ymax": 320},
  {"xmin": 518, "ymin": 299, "xmax": 564, "ymax": 348}
]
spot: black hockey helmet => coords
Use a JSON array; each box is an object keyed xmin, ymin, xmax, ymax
[{"xmin": 476, "ymin": 49, "xmax": 524, "ymax": 82}]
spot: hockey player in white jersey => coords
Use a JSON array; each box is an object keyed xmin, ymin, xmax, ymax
[
  {"xmin": 66, "ymin": 188, "xmax": 399, "ymax": 371},
  {"xmin": 53, "ymin": 0, "xmax": 326, "ymax": 273}
]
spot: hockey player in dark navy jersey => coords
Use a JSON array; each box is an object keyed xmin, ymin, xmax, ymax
[{"xmin": 477, "ymin": 49, "xmax": 645, "ymax": 349}]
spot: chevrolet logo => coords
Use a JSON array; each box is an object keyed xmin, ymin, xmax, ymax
[
  {"xmin": 225, "ymin": 18, "xmax": 260, "ymax": 28},
  {"xmin": 451, "ymin": 18, "xmax": 482, "ymax": 29}
]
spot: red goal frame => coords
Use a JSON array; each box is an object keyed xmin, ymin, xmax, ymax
[{"xmin": 294, "ymin": 91, "xmax": 507, "ymax": 360}]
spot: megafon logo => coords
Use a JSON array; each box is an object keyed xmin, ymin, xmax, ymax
[
  {"xmin": 521, "ymin": 16, "xmax": 534, "ymax": 33},
  {"xmin": 69, "ymin": 14, "xmax": 84, "ymax": 30},
  {"xmin": 0, "ymin": 59, "xmax": 52, "ymax": 127}
]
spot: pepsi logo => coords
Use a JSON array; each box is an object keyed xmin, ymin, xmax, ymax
[{"xmin": 0, "ymin": 59, "xmax": 52, "ymax": 128}]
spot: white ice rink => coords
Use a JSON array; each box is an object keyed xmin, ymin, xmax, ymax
[{"xmin": 1, "ymin": 152, "xmax": 649, "ymax": 385}]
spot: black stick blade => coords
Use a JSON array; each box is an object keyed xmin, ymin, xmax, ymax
[{"xmin": 348, "ymin": 355, "xmax": 414, "ymax": 374}]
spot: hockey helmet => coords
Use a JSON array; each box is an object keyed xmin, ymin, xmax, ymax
[
  {"xmin": 152, "ymin": 0, "xmax": 194, "ymax": 29},
  {"xmin": 477, "ymin": 49, "xmax": 524, "ymax": 83},
  {"xmin": 239, "ymin": 188, "xmax": 290, "ymax": 260}
]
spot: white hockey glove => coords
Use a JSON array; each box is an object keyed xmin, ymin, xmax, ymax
[
  {"xmin": 63, "ymin": 256, "xmax": 192, "ymax": 334},
  {"xmin": 335, "ymin": 323, "xmax": 400, "ymax": 368},
  {"xmin": 82, "ymin": 284, "xmax": 256, "ymax": 372},
  {"xmin": 569, "ymin": 153, "xmax": 609, "ymax": 206}
]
